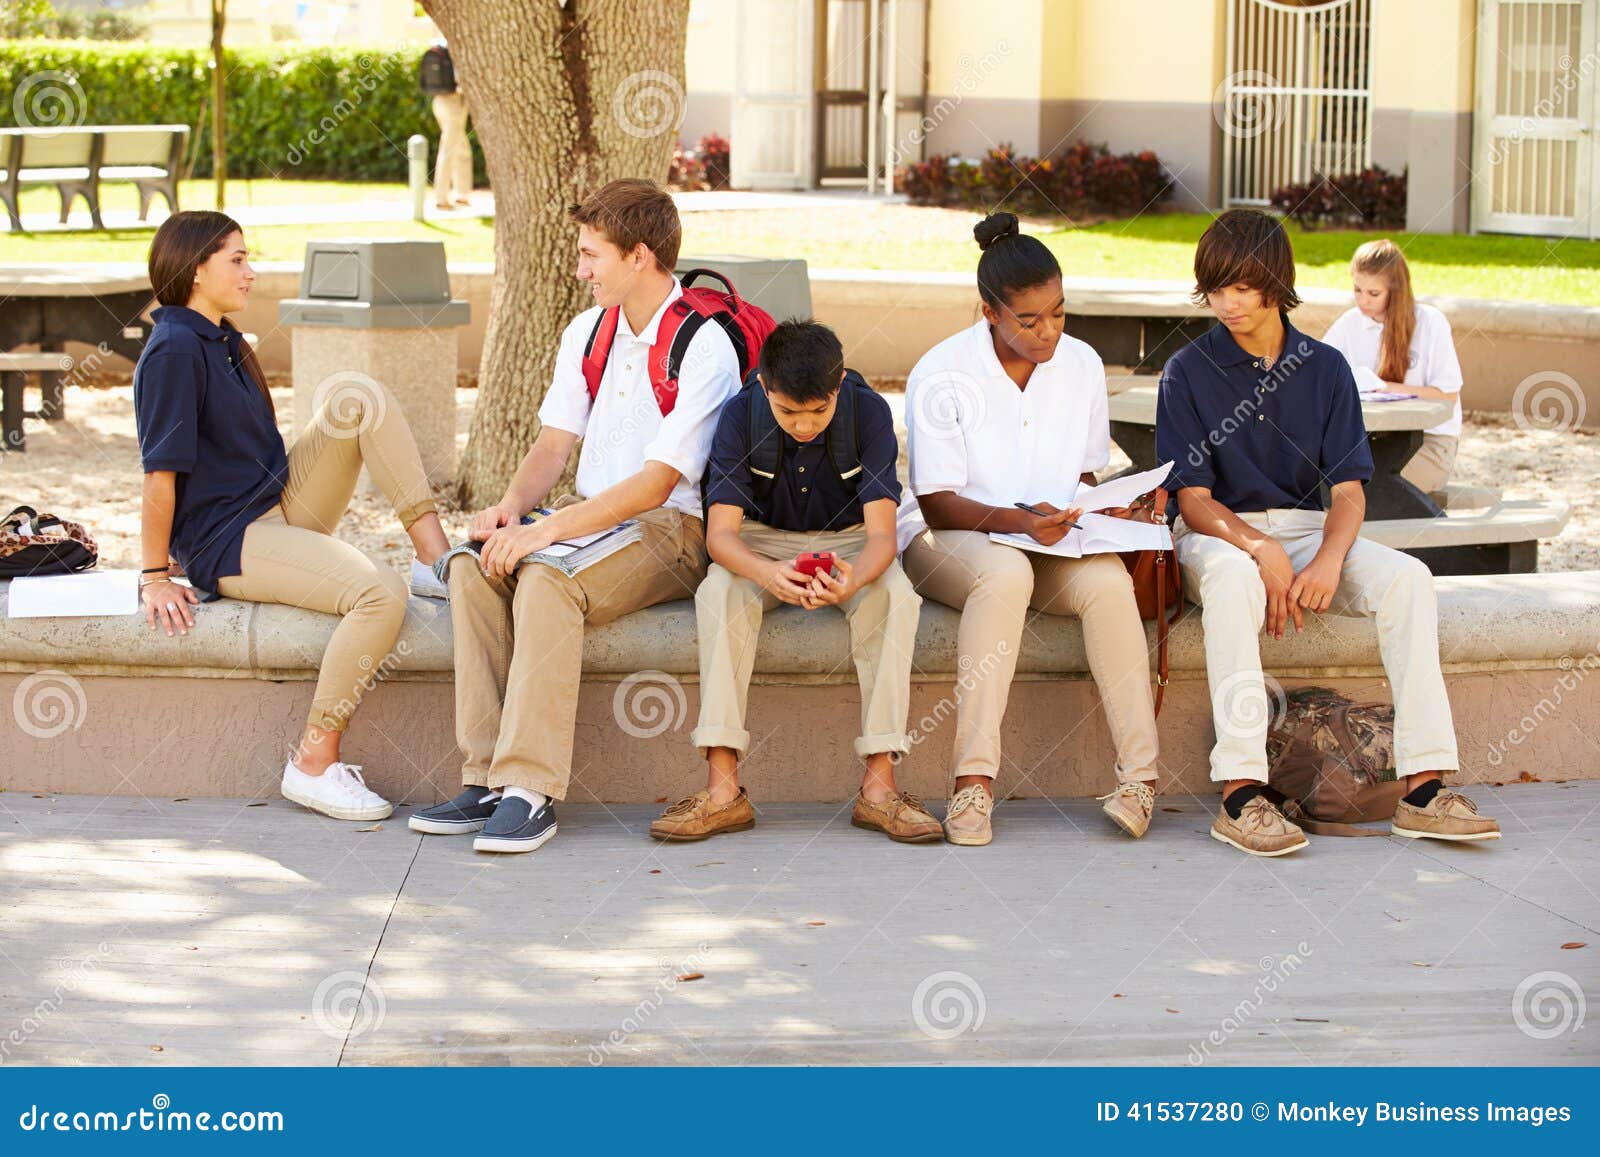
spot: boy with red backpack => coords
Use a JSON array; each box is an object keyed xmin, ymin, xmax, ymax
[{"xmin": 410, "ymin": 178, "xmax": 756, "ymax": 854}]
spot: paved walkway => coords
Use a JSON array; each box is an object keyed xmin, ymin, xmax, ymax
[
  {"xmin": 0, "ymin": 783, "xmax": 1593, "ymax": 1066},
  {"xmin": 10, "ymin": 188, "xmax": 903, "ymax": 234}
]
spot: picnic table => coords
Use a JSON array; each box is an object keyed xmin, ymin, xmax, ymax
[
  {"xmin": 0, "ymin": 264, "xmax": 153, "ymax": 448},
  {"xmin": 1105, "ymin": 380, "xmax": 1455, "ymax": 519}
]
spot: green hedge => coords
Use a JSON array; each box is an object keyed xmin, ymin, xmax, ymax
[{"xmin": 0, "ymin": 40, "xmax": 486, "ymax": 183}]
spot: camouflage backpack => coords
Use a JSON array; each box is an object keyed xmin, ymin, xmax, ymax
[{"xmin": 1266, "ymin": 686, "xmax": 1408, "ymax": 836}]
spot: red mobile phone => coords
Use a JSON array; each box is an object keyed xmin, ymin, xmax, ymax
[{"xmin": 794, "ymin": 551, "xmax": 837, "ymax": 579}]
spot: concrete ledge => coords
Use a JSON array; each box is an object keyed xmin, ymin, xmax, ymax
[{"xmin": 2, "ymin": 573, "xmax": 1597, "ymax": 804}]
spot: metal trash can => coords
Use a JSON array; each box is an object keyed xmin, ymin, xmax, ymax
[
  {"xmin": 674, "ymin": 255, "xmax": 812, "ymax": 323},
  {"xmin": 279, "ymin": 240, "xmax": 470, "ymax": 485}
]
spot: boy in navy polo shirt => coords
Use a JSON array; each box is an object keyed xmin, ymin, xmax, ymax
[
  {"xmin": 1156, "ymin": 210, "xmax": 1499, "ymax": 857},
  {"xmin": 650, "ymin": 321, "xmax": 938, "ymax": 843}
]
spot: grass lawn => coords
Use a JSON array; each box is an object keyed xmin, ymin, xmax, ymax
[{"xmin": 2, "ymin": 181, "xmax": 1597, "ymax": 306}]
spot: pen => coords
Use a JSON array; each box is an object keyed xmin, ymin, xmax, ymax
[{"xmin": 1014, "ymin": 502, "xmax": 1081, "ymax": 530}]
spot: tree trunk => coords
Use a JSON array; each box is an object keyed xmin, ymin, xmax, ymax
[
  {"xmin": 421, "ymin": 0, "xmax": 689, "ymax": 508},
  {"xmin": 210, "ymin": 1, "xmax": 226, "ymax": 208}
]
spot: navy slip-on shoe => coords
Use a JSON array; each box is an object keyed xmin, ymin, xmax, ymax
[
  {"xmin": 473, "ymin": 795, "xmax": 558, "ymax": 854},
  {"xmin": 409, "ymin": 786, "xmax": 503, "ymax": 835}
]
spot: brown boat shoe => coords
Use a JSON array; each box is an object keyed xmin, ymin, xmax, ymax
[
  {"xmin": 1099, "ymin": 780, "xmax": 1156, "ymax": 839},
  {"xmin": 1211, "ymin": 794, "xmax": 1309, "ymax": 857},
  {"xmin": 851, "ymin": 791, "xmax": 944, "ymax": 843},
  {"xmin": 1391, "ymin": 788, "xmax": 1501, "ymax": 842},
  {"xmin": 943, "ymin": 782, "xmax": 994, "ymax": 846},
  {"xmin": 649, "ymin": 788, "xmax": 756, "ymax": 842}
]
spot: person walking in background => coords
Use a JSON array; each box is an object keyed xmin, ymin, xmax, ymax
[
  {"xmin": 420, "ymin": 40, "xmax": 473, "ymax": 210},
  {"xmin": 1320, "ymin": 240, "xmax": 1465, "ymax": 500}
]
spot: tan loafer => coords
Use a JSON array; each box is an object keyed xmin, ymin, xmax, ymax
[
  {"xmin": 1391, "ymin": 789, "xmax": 1500, "ymax": 842},
  {"xmin": 1211, "ymin": 794, "xmax": 1308, "ymax": 857},
  {"xmin": 943, "ymin": 782, "xmax": 994, "ymax": 846},
  {"xmin": 1099, "ymin": 780, "xmax": 1156, "ymax": 839},
  {"xmin": 649, "ymin": 788, "xmax": 755, "ymax": 841},
  {"xmin": 851, "ymin": 791, "xmax": 943, "ymax": 843}
]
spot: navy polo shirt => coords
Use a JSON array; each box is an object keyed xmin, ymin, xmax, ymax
[
  {"xmin": 133, "ymin": 306, "xmax": 288, "ymax": 595},
  {"xmin": 1155, "ymin": 314, "xmax": 1373, "ymax": 513},
  {"xmin": 704, "ymin": 375, "xmax": 902, "ymax": 532}
]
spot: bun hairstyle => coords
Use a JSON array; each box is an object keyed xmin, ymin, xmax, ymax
[{"xmin": 973, "ymin": 211, "xmax": 1061, "ymax": 309}]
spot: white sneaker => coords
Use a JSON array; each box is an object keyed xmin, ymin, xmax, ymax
[
  {"xmin": 410, "ymin": 558, "xmax": 448, "ymax": 601},
  {"xmin": 280, "ymin": 761, "xmax": 394, "ymax": 821}
]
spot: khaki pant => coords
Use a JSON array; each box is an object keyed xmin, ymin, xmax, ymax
[
  {"xmin": 432, "ymin": 92, "xmax": 472, "ymax": 203},
  {"xmin": 1400, "ymin": 433, "xmax": 1459, "ymax": 497},
  {"xmin": 216, "ymin": 381, "xmax": 438, "ymax": 733},
  {"xmin": 691, "ymin": 522, "xmax": 921, "ymax": 762},
  {"xmin": 448, "ymin": 499, "xmax": 707, "ymax": 799},
  {"xmin": 901, "ymin": 528, "xmax": 1160, "ymax": 787},
  {"xmin": 1173, "ymin": 508, "xmax": 1459, "ymax": 783}
]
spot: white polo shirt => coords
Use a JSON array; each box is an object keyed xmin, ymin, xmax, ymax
[
  {"xmin": 1320, "ymin": 302, "xmax": 1464, "ymax": 437},
  {"xmin": 537, "ymin": 280, "xmax": 742, "ymax": 519},
  {"xmin": 897, "ymin": 318, "xmax": 1112, "ymax": 549}
]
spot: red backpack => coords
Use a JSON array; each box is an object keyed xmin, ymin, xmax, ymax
[{"xmin": 579, "ymin": 268, "xmax": 777, "ymax": 417}]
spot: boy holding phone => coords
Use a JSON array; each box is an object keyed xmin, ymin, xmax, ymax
[{"xmin": 651, "ymin": 321, "xmax": 938, "ymax": 843}]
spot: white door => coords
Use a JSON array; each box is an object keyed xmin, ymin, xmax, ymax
[
  {"xmin": 1472, "ymin": 0, "xmax": 1596, "ymax": 236},
  {"xmin": 731, "ymin": 0, "xmax": 815, "ymax": 189}
]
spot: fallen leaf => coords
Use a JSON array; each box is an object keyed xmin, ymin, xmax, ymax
[
  {"xmin": 1410, "ymin": 961, "xmax": 1432, "ymax": 968},
  {"xmin": 150, "ymin": 1044, "xmax": 164, "ymax": 1052},
  {"xmin": 806, "ymin": 921, "xmax": 826, "ymax": 927},
  {"xmin": 1293, "ymin": 1017, "xmax": 1330, "ymax": 1023},
  {"xmin": 171, "ymin": 798, "xmax": 188, "ymax": 803},
  {"xmin": 1112, "ymin": 993, "xmax": 1124, "ymax": 998},
  {"xmin": 1561, "ymin": 942, "xmax": 1586, "ymax": 950},
  {"xmin": 694, "ymin": 861, "xmax": 725, "ymax": 867},
  {"xmin": 677, "ymin": 972, "xmax": 704, "ymax": 982},
  {"xmin": 1165, "ymin": 1008, "xmax": 1180, "ymax": 1014},
  {"xmin": 355, "ymin": 824, "xmax": 382, "ymax": 832},
  {"xmin": 648, "ymin": 869, "xmax": 662, "ymax": 875},
  {"xmin": 1161, "ymin": 807, "xmax": 1183, "ymax": 813},
  {"xmin": 1518, "ymin": 771, "xmax": 1542, "ymax": 782},
  {"xmin": 653, "ymin": 796, "xmax": 668, "ymax": 804},
  {"xmin": 246, "ymin": 802, "xmax": 268, "ymax": 808},
  {"xmin": 184, "ymin": 946, "xmax": 199, "ymax": 952},
  {"xmin": 32, "ymin": 794, "xmax": 46, "ymax": 799}
]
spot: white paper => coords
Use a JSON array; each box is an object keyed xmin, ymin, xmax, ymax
[
  {"xmin": 8, "ymin": 570, "xmax": 140, "ymax": 618},
  {"xmin": 1068, "ymin": 462, "xmax": 1177, "ymax": 514},
  {"xmin": 990, "ymin": 513, "xmax": 1172, "ymax": 559}
]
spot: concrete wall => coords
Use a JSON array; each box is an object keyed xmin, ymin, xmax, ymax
[{"xmin": 135, "ymin": 267, "xmax": 1597, "ymax": 429}]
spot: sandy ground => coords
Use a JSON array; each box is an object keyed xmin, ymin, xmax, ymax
[{"xmin": 3, "ymin": 376, "xmax": 1594, "ymax": 578}]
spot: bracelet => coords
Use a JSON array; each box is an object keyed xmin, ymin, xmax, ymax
[
  {"xmin": 141, "ymin": 565, "xmax": 170, "ymax": 574},
  {"xmin": 139, "ymin": 576, "xmax": 172, "ymax": 588}
]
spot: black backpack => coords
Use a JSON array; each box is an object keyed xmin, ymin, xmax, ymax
[
  {"xmin": 703, "ymin": 369, "xmax": 868, "ymax": 515},
  {"xmin": 419, "ymin": 45, "xmax": 456, "ymax": 95},
  {"xmin": 0, "ymin": 504, "xmax": 98, "ymax": 578}
]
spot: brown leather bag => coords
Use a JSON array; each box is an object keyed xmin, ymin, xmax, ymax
[{"xmin": 1117, "ymin": 487, "xmax": 1184, "ymax": 716}]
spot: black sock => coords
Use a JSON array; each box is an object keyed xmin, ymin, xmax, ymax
[
  {"xmin": 1223, "ymin": 783, "xmax": 1263, "ymax": 819},
  {"xmin": 1404, "ymin": 778, "xmax": 1443, "ymax": 807}
]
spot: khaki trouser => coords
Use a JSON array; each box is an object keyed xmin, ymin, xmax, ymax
[
  {"xmin": 1173, "ymin": 508, "xmax": 1459, "ymax": 783},
  {"xmin": 901, "ymin": 528, "xmax": 1160, "ymax": 787},
  {"xmin": 691, "ymin": 522, "xmax": 921, "ymax": 762},
  {"xmin": 1400, "ymin": 433, "xmax": 1459, "ymax": 497},
  {"xmin": 216, "ymin": 381, "xmax": 438, "ymax": 733},
  {"xmin": 448, "ymin": 499, "xmax": 707, "ymax": 799},
  {"xmin": 432, "ymin": 92, "xmax": 472, "ymax": 203}
]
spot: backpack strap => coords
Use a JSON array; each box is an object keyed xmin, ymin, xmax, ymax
[
  {"xmin": 824, "ymin": 370, "xmax": 864, "ymax": 497},
  {"xmin": 580, "ymin": 307, "xmax": 621, "ymax": 406},
  {"xmin": 745, "ymin": 370, "xmax": 783, "ymax": 506},
  {"xmin": 1150, "ymin": 487, "xmax": 1183, "ymax": 717}
]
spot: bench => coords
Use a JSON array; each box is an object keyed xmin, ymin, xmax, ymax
[
  {"xmin": 0, "ymin": 350, "xmax": 74, "ymax": 451},
  {"xmin": 1360, "ymin": 500, "xmax": 1571, "ymax": 575},
  {"xmin": 3, "ymin": 572, "xmax": 1596, "ymax": 805},
  {"xmin": 1, "ymin": 125, "xmax": 189, "ymax": 231}
]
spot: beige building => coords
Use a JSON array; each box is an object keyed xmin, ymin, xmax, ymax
[{"xmin": 685, "ymin": 0, "xmax": 1600, "ymax": 237}]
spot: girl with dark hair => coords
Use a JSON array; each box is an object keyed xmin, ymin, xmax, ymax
[
  {"xmin": 134, "ymin": 210, "xmax": 450, "ymax": 822},
  {"xmin": 897, "ymin": 212, "xmax": 1162, "ymax": 846}
]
